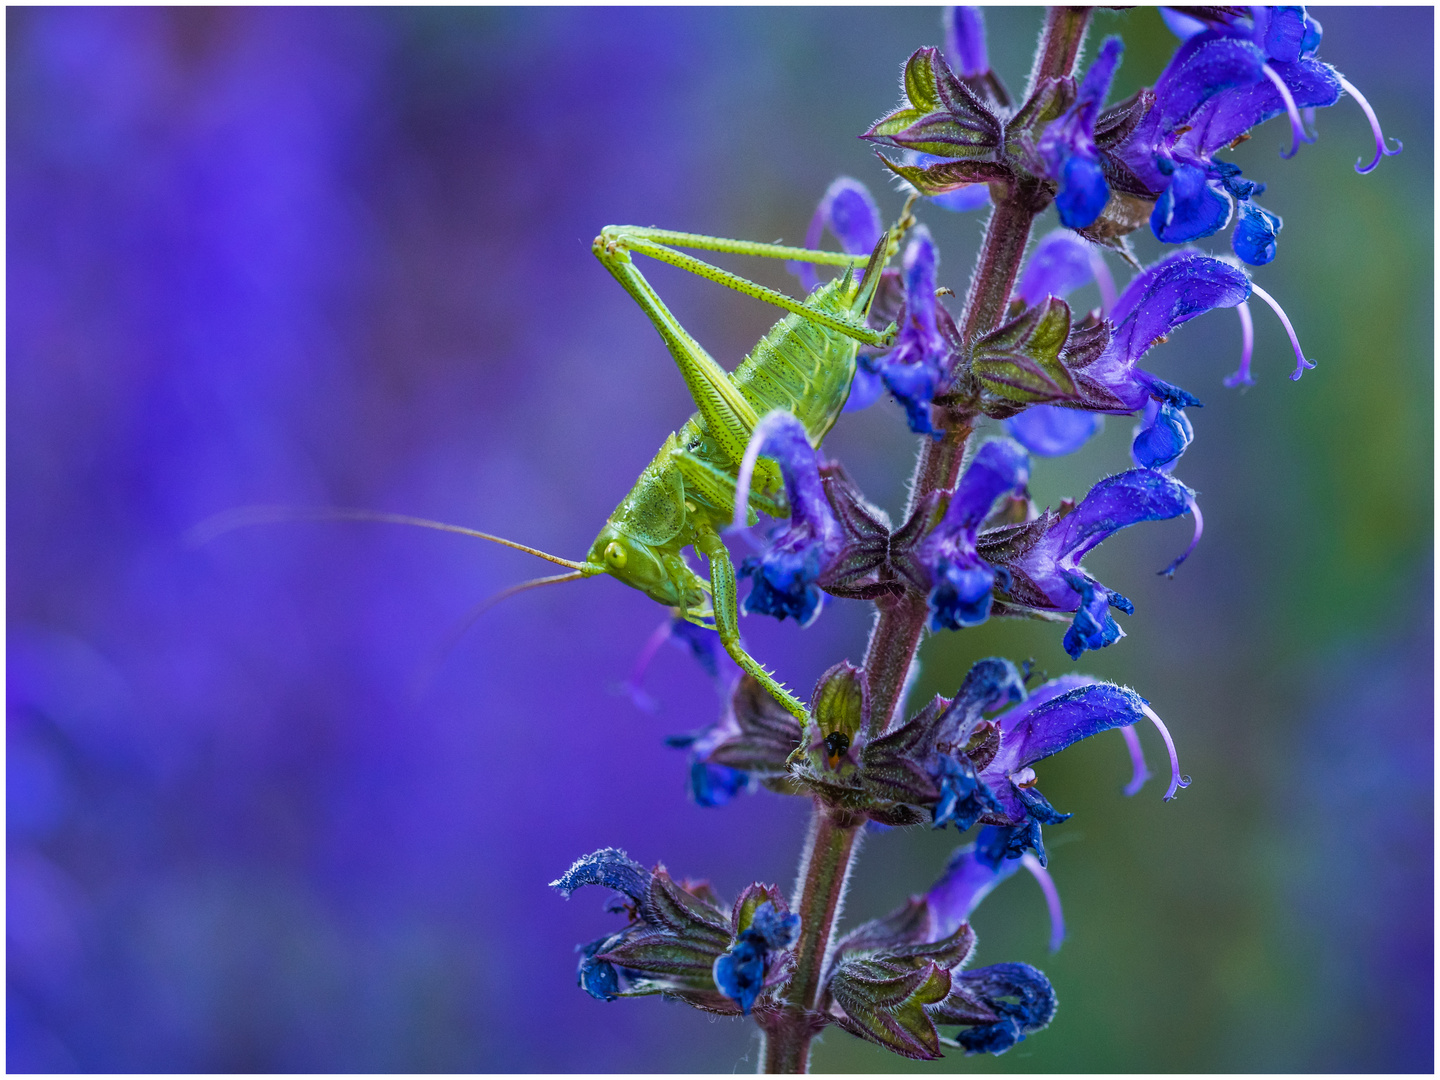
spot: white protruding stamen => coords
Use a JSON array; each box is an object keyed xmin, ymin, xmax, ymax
[
  {"xmin": 1020, "ymin": 853, "xmax": 1066, "ymax": 953},
  {"xmin": 1224, "ymin": 300, "xmax": 1256, "ymax": 388},
  {"xmin": 1338, "ymin": 75, "xmax": 1403, "ymax": 174},
  {"xmin": 622, "ymin": 618, "xmax": 675, "ymax": 714},
  {"xmin": 1119, "ymin": 724, "xmax": 1151, "ymax": 797},
  {"xmin": 1261, "ymin": 63, "xmax": 1309, "ymax": 158},
  {"xmin": 1249, "ymin": 283, "xmax": 1316, "ymax": 381},
  {"xmin": 1140, "ymin": 703, "xmax": 1191, "ymax": 801},
  {"xmin": 1087, "ymin": 247, "xmax": 1118, "ymax": 316},
  {"xmin": 1159, "ymin": 493, "xmax": 1205, "ymax": 579}
]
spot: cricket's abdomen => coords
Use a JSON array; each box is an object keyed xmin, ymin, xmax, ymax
[{"xmin": 730, "ymin": 278, "xmax": 860, "ymax": 447}]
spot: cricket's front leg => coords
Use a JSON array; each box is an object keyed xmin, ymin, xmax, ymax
[{"xmin": 692, "ymin": 529, "xmax": 810, "ymax": 726}]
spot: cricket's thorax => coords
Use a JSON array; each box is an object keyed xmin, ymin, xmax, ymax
[{"xmin": 588, "ymin": 442, "xmax": 707, "ymax": 610}]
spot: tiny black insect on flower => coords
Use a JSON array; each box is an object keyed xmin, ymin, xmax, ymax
[{"xmin": 822, "ymin": 730, "xmax": 851, "ymax": 770}]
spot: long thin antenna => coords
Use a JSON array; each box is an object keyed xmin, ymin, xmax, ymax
[
  {"xmin": 410, "ymin": 569, "xmax": 594, "ymax": 701},
  {"xmin": 184, "ymin": 505, "xmax": 593, "ymax": 571}
]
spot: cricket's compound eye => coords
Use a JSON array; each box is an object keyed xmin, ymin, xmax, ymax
[{"xmin": 604, "ymin": 541, "xmax": 628, "ymax": 569}]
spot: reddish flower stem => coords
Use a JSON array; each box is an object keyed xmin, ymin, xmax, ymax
[{"xmin": 760, "ymin": 8, "xmax": 1093, "ymax": 1071}]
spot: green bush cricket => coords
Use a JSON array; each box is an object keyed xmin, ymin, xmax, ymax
[
  {"xmin": 192, "ymin": 200, "xmax": 918, "ymax": 723},
  {"xmin": 555, "ymin": 206, "xmax": 919, "ymax": 723}
]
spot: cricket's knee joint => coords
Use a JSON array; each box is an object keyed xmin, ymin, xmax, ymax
[{"xmin": 595, "ymin": 225, "xmax": 635, "ymax": 255}]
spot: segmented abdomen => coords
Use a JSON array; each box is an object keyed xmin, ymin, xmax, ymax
[{"xmin": 730, "ymin": 278, "xmax": 860, "ymax": 446}]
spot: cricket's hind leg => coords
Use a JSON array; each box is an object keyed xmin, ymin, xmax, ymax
[{"xmin": 590, "ymin": 225, "xmax": 911, "ymax": 474}]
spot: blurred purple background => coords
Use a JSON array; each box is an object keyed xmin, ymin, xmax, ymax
[{"xmin": 8, "ymin": 7, "xmax": 1432, "ymax": 1072}]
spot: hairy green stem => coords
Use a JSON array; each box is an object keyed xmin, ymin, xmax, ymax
[
  {"xmin": 760, "ymin": 804, "xmax": 861, "ymax": 1073},
  {"xmin": 762, "ymin": 8, "xmax": 1092, "ymax": 1071},
  {"xmin": 1026, "ymin": 5, "xmax": 1093, "ymax": 101}
]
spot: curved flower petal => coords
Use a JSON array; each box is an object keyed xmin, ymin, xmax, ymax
[
  {"xmin": 1153, "ymin": 31, "xmax": 1267, "ymax": 129},
  {"xmin": 1108, "ymin": 252, "xmax": 1251, "ymax": 364},
  {"xmin": 792, "ymin": 176, "xmax": 882, "ymax": 292},
  {"xmin": 944, "ymin": 6, "xmax": 989, "ymax": 78},
  {"xmin": 1130, "ymin": 398, "xmax": 1194, "ymax": 471},
  {"xmin": 1150, "ymin": 162, "xmax": 1232, "ymax": 242},
  {"xmin": 992, "ymin": 682, "xmax": 1148, "ymax": 775},
  {"xmin": 946, "ymin": 439, "xmax": 1030, "ymax": 530},
  {"xmin": 1016, "ymin": 230, "xmax": 1095, "ymax": 306},
  {"xmin": 1004, "ymin": 405, "xmax": 1104, "ymax": 458},
  {"xmin": 922, "ymin": 439, "xmax": 1030, "ymax": 630},
  {"xmin": 734, "ymin": 411, "xmax": 843, "ymax": 625},
  {"xmin": 950, "ymin": 963, "xmax": 1057, "ymax": 1055},
  {"xmin": 550, "ymin": 847, "xmax": 652, "ymax": 902},
  {"xmin": 1232, "ymin": 201, "xmax": 1282, "ymax": 265},
  {"xmin": 1054, "ymin": 468, "xmax": 1197, "ymax": 565},
  {"xmin": 926, "ymin": 836, "xmax": 1021, "ymax": 939}
]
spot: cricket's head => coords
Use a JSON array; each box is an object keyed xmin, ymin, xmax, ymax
[{"xmin": 587, "ymin": 524, "xmax": 707, "ymax": 611}]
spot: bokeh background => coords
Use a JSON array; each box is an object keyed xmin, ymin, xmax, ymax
[{"xmin": 8, "ymin": 6, "xmax": 1432, "ymax": 1072}]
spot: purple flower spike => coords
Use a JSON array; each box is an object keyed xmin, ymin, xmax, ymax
[
  {"xmin": 920, "ymin": 438, "xmax": 1030, "ymax": 630},
  {"xmin": 1004, "ymin": 406, "xmax": 1103, "ymax": 458},
  {"xmin": 1016, "ymin": 230, "xmax": 1095, "ymax": 307},
  {"xmin": 1224, "ymin": 299, "xmax": 1256, "ymax": 388},
  {"xmin": 792, "ymin": 176, "xmax": 882, "ymax": 293},
  {"xmin": 944, "ymin": 6, "xmax": 988, "ymax": 79},
  {"xmin": 1118, "ymin": 724, "xmax": 1151, "ymax": 797},
  {"xmin": 1248, "ymin": 283, "xmax": 1316, "ymax": 381},
  {"xmin": 734, "ymin": 411, "xmax": 843, "ymax": 626},
  {"xmin": 1338, "ymin": 75, "xmax": 1403, "ymax": 174}
]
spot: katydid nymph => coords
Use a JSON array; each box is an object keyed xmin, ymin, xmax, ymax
[{"xmin": 194, "ymin": 201, "xmax": 918, "ymax": 724}]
